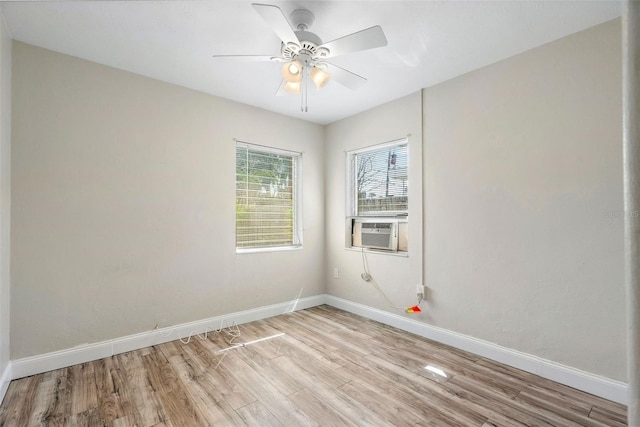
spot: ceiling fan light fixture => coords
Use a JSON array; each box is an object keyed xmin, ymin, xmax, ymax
[
  {"xmin": 282, "ymin": 60, "xmax": 302, "ymax": 82},
  {"xmin": 310, "ymin": 66, "xmax": 330, "ymax": 89},
  {"xmin": 283, "ymin": 80, "xmax": 301, "ymax": 94}
]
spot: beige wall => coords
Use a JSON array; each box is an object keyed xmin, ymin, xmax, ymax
[
  {"xmin": 10, "ymin": 42, "xmax": 325, "ymax": 359},
  {"xmin": 422, "ymin": 19, "xmax": 624, "ymax": 380},
  {"xmin": 325, "ymin": 92, "xmax": 424, "ymax": 312},
  {"xmin": 0, "ymin": 7, "xmax": 12, "ymax": 380}
]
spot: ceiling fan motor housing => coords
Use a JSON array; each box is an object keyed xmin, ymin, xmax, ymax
[
  {"xmin": 281, "ymin": 30, "xmax": 329, "ymax": 61},
  {"xmin": 280, "ymin": 8, "xmax": 330, "ymax": 62},
  {"xmin": 290, "ymin": 8, "xmax": 315, "ymax": 31}
]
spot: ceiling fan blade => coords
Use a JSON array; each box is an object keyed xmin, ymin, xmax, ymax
[
  {"xmin": 324, "ymin": 63, "xmax": 367, "ymax": 90},
  {"xmin": 252, "ymin": 3, "xmax": 299, "ymax": 46},
  {"xmin": 212, "ymin": 55, "xmax": 276, "ymax": 62},
  {"xmin": 319, "ymin": 26, "xmax": 387, "ymax": 58}
]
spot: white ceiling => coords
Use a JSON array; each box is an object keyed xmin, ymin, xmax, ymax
[{"xmin": 1, "ymin": 1, "xmax": 621, "ymax": 125}]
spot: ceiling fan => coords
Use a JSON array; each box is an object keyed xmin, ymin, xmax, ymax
[{"xmin": 213, "ymin": 3, "xmax": 388, "ymax": 112}]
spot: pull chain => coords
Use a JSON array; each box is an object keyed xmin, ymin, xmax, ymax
[{"xmin": 301, "ymin": 68, "xmax": 308, "ymax": 112}]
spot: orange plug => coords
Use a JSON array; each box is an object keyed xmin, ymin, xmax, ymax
[{"xmin": 406, "ymin": 305, "xmax": 422, "ymax": 313}]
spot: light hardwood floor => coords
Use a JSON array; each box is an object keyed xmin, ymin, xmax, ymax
[{"xmin": 0, "ymin": 305, "xmax": 628, "ymax": 426}]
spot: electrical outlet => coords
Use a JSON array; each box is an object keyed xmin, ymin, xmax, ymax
[
  {"xmin": 416, "ymin": 284, "xmax": 424, "ymax": 297},
  {"xmin": 333, "ymin": 267, "xmax": 339, "ymax": 279}
]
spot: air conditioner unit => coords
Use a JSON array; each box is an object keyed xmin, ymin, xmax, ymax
[{"xmin": 354, "ymin": 220, "xmax": 398, "ymax": 251}]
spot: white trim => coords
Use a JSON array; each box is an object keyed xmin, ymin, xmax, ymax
[
  {"xmin": 234, "ymin": 139, "xmax": 301, "ymax": 156},
  {"xmin": 344, "ymin": 246, "xmax": 409, "ymax": 258},
  {"xmin": 347, "ymin": 136, "xmax": 409, "ymax": 155},
  {"xmin": 324, "ymin": 295, "xmax": 628, "ymax": 405},
  {"xmin": 0, "ymin": 362, "xmax": 11, "ymax": 405},
  {"xmin": 236, "ymin": 244, "xmax": 303, "ymax": 254},
  {"xmin": 6, "ymin": 294, "xmax": 628, "ymax": 406},
  {"xmin": 10, "ymin": 295, "xmax": 326, "ymax": 380}
]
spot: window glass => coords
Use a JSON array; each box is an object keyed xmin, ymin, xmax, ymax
[
  {"xmin": 236, "ymin": 143, "xmax": 301, "ymax": 251},
  {"xmin": 352, "ymin": 141, "xmax": 408, "ymax": 216}
]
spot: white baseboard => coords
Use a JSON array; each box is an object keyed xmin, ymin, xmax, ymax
[
  {"xmin": 7, "ymin": 293, "xmax": 628, "ymax": 406},
  {"xmin": 324, "ymin": 295, "xmax": 628, "ymax": 405},
  {"xmin": 10, "ymin": 294, "xmax": 326, "ymax": 380},
  {"xmin": 0, "ymin": 362, "xmax": 11, "ymax": 405}
]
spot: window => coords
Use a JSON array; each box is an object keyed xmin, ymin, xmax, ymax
[
  {"xmin": 235, "ymin": 142, "xmax": 302, "ymax": 252},
  {"xmin": 348, "ymin": 139, "xmax": 408, "ymax": 216}
]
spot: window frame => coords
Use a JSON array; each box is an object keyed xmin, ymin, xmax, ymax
[
  {"xmin": 346, "ymin": 138, "xmax": 409, "ymax": 218},
  {"xmin": 235, "ymin": 141, "xmax": 303, "ymax": 254}
]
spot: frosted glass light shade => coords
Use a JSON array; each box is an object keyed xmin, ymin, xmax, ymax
[
  {"xmin": 282, "ymin": 61, "xmax": 302, "ymax": 83},
  {"xmin": 284, "ymin": 81, "xmax": 301, "ymax": 94},
  {"xmin": 310, "ymin": 66, "xmax": 330, "ymax": 89}
]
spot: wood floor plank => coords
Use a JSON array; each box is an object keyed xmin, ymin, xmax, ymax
[
  {"xmin": 288, "ymin": 387, "xmax": 361, "ymax": 427},
  {"xmin": 290, "ymin": 310, "xmax": 345, "ymax": 334},
  {"xmin": 28, "ymin": 377, "xmax": 59, "ymax": 426},
  {"xmin": 114, "ymin": 350, "xmax": 168, "ymax": 426},
  {"xmin": 271, "ymin": 338, "xmax": 350, "ymax": 389},
  {"xmin": 333, "ymin": 353, "xmax": 484, "ymax": 426},
  {"xmin": 93, "ymin": 357, "xmax": 126, "ymax": 425},
  {"xmin": 270, "ymin": 354, "xmax": 384, "ymax": 426},
  {"xmin": 0, "ymin": 305, "xmax": 628, "ymax": 426},
  {"xmin": 442, "ymin": 378, "xmax": 553, "ymax": 427},
  {"xmin": 516, "ymin": 389, "xmax": 609, "ymax": 427},
  {"xmin": 167, "ymin": 350, "xmax": 249, "ymax": 425},
  {"xmin": 236, "ymin": 401, "xmax": 284, "ymax": 427},
  {"xmin": 476, "ymin": 357, "xmax": 623, "ymax": 411},
  {"xmin": 520, "ymin": 383, "xmax": 594, "ymax": 416},
  {"xmin": 32, "ymin": 368, "xmax": 71, "ymax": 426},
  {"xmin": 229, "ymin": 322, "xmax": 285, "ymax": 361},
  {"xmin": 265, "ymin": 314, "xmax": 342, "ymax": 355},
  {"xmin": 0, "ymin": 375, "xmax": 40, "ymax": 426},
  {"xmin": 70, "ymin": 362, "xmax": 98, "ymax": 416},
  {"xmin": 194, "ymin": 338, "xmax": 259, "ymax": 410},
  {"xmin": 143, "ymin": 346, "xmax": 209, "ymax": 426},
  {"xmin": 66, "ymin": 408, "xmax": 102, "ymax": 427},
  {"xmin": 202, "ymin": 325, "xmax": 300, "ymax": 395},
  {"xmin": 450, "ymin": 374, "xmax": 586, "ymax": 427},
  {"xmin": 337, "ymin": 379, "xmax": 433, "ymax": 426},
  {"xmin": 262, "ymin": 318, "xmax": 344, "ymax": 370},
  {"xmin": 590, "ymin": 404, "xmax": 628, "ymax": 427},
  {"xmin": 310, "ymin": 305, "xmax": 381, "ymax": 329},
  {"xmin": 111, "ymin": 414, "xmax": 138, "ymax": 427},
  {"xmin": 158, "ymin": 387, "xmax": 209, "ymax": 427},
  {"xmin": 362, "ymin": 352, "xmax": 489, "ymax": 426},
  {"xmin": 238, "ymin": 346, "xmax": 305, "ymax": 397},
  {"xmin": 217, "ymin": 350, "xmax": 319, "ymax": 426}
]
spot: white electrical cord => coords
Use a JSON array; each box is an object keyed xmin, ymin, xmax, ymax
[
  {"xmin": 215, "ymin": 333, "xmax": 285, "ymax": 354},
  {"xmin": 157, "ymin": 325, "xmax": 211, "ymax": 345},
  {"xmin": 154, "ymin": 319, "xmax": 243, "ymax": 369},
  {"xmin": 361, "ymin": 248, "xmax": 405, "ymax": 310},
  {"xmin": 212, "ymin": 320, "xmax": 242, "ymax": 369}
]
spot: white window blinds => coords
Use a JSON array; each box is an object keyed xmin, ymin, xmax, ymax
[
  {"xmin": 353, "ymin": 141, "xmax": 408, "ymax": 216},
  {"xmin": 235, "ymin": 143, "xmax": 301, "ymax": 250}
]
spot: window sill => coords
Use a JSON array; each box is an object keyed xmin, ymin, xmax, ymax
[
  {"xmin": 344, "ymin": 247, "xmax": 409, "ymax": 257},
  {"xmin": 236, "ymin": 245, "xmax": 303, "ymax": 255}
]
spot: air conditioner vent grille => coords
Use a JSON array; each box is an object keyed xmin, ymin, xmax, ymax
[
  {"xmin": 362, "ymin": 232, "xmax": 392, "ymax": 248},
  {"xmin": 355, "ymin": 220, "xmax": 398, "ymax": 251},
  {"xmin": 362, "ymin": 223, "xmax": 392, "ymax": 229}
]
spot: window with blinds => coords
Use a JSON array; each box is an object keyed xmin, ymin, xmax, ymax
[
  {"xmin": 235, "ymin": 143, "xmax": 301, "ymax": 251},
  {"xmin": 350, "ymin": 140, "xmax": 408, "ymax": 216}
]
